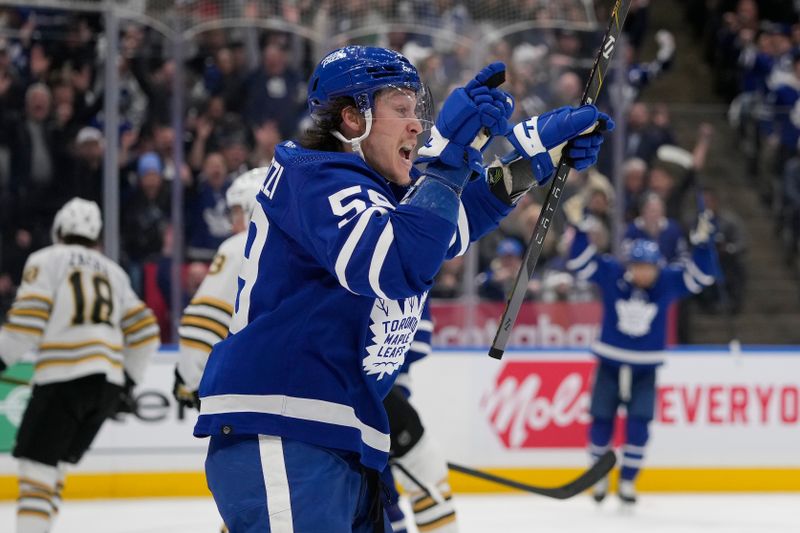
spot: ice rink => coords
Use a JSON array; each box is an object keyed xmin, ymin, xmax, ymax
[{"xmin": 2, "ymin": 493, "xmax": 798, "ymax": 533}]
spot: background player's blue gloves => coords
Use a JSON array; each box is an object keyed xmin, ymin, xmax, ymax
[
  {"xmin": 504, "ymin": 104, "xmax": 614, "ymax": 186},
  {"xmin": 417, "ymin": 62, "xmax": 513, "ymax": 176}
]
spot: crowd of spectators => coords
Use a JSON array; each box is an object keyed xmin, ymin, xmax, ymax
[
  {"xmin": 0, "ymin": 0, "xmax": 752, "ymax": 338},
  {"xmin": 687, "ymin": 0, "xmax": 798, "ymax": 277}
]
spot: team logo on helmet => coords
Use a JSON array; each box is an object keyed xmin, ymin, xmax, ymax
[{"xmin": 320, "ymin": 49, "xmax": 347, "ymax": 68}]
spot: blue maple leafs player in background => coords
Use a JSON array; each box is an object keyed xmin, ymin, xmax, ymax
[
  {"xmin": 194, "ymin": 45, "xmax": 612, "ymax": 532},
  {"xmin": 565, "ymin": 205, "xmax": 716, "ymax": 505}
]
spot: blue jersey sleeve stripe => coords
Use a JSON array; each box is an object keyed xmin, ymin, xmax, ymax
[
  {"xmin": 685, "ymin": 259, "xmax": 714, "ymax": 286},
  {"xmin": 575, "ymin": 260, "xmax": 598, "ymax": 281},
  {"xmin": 200, "ymin": 393, "xmax": 390, "ymax": 453},
  {"xmin": 368, "ymin": 220, "xmax": 395, "ymax": 299},
  {"xmin": 448, "ymin": 202, "xmax": 470, "ymax": 257},
  {"xmin": 409, "ymin": 340, "xmax": 431, "ymax": 356},
  {"xmin": 682, "ymin": 270, "xmax": 703, "ymax": 293},
  {"xmin": 566, "ymin": 243, "xmax": 596, "ymax": 270},
  {"xmin": 417, "ymin": 319, "xmax": 433, "ymax": 333},
  {"xmin": 334, "ymin": 206, "xmax": 389, "ymax": 293}
]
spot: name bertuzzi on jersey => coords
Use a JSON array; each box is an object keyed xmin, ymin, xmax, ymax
[{"xmin": 364, "ymin": 293, "xmax": 427, "ymax": 380}]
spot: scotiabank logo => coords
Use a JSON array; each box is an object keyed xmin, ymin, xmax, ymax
[{"xmin": 482, "ymin": 361, "xmax": 595, "ymax": 449}]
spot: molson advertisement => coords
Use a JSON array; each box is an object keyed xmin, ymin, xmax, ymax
[{"xmin": 410, "ymin": 350, "xmax": 800, "ymax": 491}]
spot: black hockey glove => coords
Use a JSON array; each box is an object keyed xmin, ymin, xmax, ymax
[
  {"xmin": 173, "ymin": 368, "xmax": 200, "ymax": 410},
  {"xmin": 113, "ymin": 373, "xmax": 137, "ymax": 417}
]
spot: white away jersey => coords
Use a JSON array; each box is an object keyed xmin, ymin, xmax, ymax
[
  {"xmin": 0, "ymin": 244, "xmax": 160, "ymax": 385},
  {"xmin": 178, "ymin": 231, "xmax": 246, "ymax": 390}
]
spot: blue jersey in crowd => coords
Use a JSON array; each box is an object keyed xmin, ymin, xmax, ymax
[
  {"xmin": 195, "ymin": 141, "xmax": 511, "ymax": 470},
  {"xmin": 567, "ymin": 227, "xmax": 715, "ymax": 367}
]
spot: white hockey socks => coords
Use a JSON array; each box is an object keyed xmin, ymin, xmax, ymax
[
  {"xmin": 17, "ymin": 459, "xmax": 59, "ymax": 533},
  {"xmin": 392, "ymin": 434, "xmax": 458, "ymax": 532}
]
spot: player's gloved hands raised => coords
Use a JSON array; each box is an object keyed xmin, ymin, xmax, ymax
[
  {"xmin": 173, "ymin": 368, "xmax": 200, "ymax": 410},
  {"xmin": 690, "ymin": 209, "xmax": 715, "ymax": 246},
  {"xmin": 505, "ymin": 104, "xmax": 614, "ymax": 186},
  {"xmin": 417, "ymin": 62, "xmax": 513, "ymax": 176}
]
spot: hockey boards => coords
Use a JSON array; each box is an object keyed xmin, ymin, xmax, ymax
[{"xmin": 446, "ymin": 450, "xmax": 616, "ymax": 500}]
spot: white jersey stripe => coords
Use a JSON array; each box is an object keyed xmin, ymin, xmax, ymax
[
  {"xmin": 368, "ymin": 220, "xmax": 394, "ymax": 299},
  {"xmin": 686, "ymin": 259, "xmax": 714, "ymax": 286},
  {"xmin": 566, "ymin": 244, "xmax": 597, "ymax": 270},
  {"xmin": 683, "ymin": 270, "xmax": 702, "ymax": 294},
  {"xmin": 455, "ymin": 202, "xmax": 469, "ymax": 257},
  {"xmin": 417, "ymin": 319, "xmax": 433, "ymax": 332},
  {"xmin": 201, "ymin": 394, "xmax": 390, "ymax": 453},
  {"xmin": 183, "ymin": 304, "xmax": 232, "ymax": 327},
  {"xmin": 575, "ymin": 261, "xmax": 598, "ymax": 281},
  {"xmin": 592, "ymin": 341, "xmax": 666, "ymax": 364},
  {"xmin": 334, "ymin": 206, "xmax": 387, "ymax": 293},
  {"xmin": 409, "ymin": 341, "xmax": 431, "ymax": 356},
  {"xmin": 258, "ymin": 435, "xmax": 294, "ymax": 532},
  {"xmin": 623, "ymin": 443, "xmax": 647, "ymax": 455}
]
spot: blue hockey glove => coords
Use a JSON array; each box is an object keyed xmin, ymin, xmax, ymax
[
  {"xmin": 417, "ymin": 62, "xmax": 513, "ymax": 173},
  {"xmin": 504, "ymin": 105, "xmax": 614, "ymax": 186}
]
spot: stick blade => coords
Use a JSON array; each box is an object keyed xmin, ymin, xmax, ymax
[{"xmin": 539, "ymin": 449, "xmax": 617, "ymax": 499}]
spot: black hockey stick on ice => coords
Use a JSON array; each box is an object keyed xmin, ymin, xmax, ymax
[
  {"xmin": 489, "ymin": 0, "xmax": 632, "ymax": 360},
  {"xmin": 445, "ymin": 450, "xmax": 616, "ymax": 500}
]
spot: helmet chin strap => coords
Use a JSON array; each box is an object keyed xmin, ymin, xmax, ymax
[{"xmin": 331, "ymin": 109, "xmax": 373, "ymax": 160}]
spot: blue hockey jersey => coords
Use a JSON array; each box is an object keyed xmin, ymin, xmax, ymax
[
  {"xmin": 567, "ymin": 226, "xmax": 715, "ymax": 367},
  {"xmin": 195, "ymin": 141, "xmax": 511, "ymax": 470}
]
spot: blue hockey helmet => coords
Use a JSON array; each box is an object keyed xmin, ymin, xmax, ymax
[
  {"xmin": 308, "ymin": 46, "xmax": 423, "ymax": 117},
  {"xmin": 625, "ymin": 239, "xmax": 663, "ymax": 265}
]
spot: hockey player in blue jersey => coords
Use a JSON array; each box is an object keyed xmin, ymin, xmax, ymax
[
  {"xmin": 566, "ymin": 208, "xmax": 716, "ymax": 505},
  {"xmin": 195, "ymin": 45, "xmax": 612, "ymax": 532}
]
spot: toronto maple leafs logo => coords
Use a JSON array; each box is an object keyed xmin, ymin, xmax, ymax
[
  {"xmin": 363, "ymin": 293, "xmax": 427, "ymax": 380},
  {"xmin": 615, "ymin": 297, "xmax": 658, "ymax": 337}
]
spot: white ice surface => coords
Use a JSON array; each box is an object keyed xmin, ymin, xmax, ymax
[{"xmin": 1, "ymin": 493, "xmax": 799, "ymax": 533}]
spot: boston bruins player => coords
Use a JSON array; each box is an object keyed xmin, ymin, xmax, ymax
[
  {"xmin": 0, "ymin": 198, "xmax": 160, "ymax": 533},
  {"xmin": 174, "ymin": 167, "xmax": 268, "ymax": 408}
]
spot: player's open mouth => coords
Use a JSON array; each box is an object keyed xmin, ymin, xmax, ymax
[{"xmin": 399, "ymin": 146, "xmax": 413, "ymax": 163}]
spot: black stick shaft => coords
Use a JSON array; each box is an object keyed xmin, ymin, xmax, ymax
[
  {"xmin": 446, "ymin": 449, "xmax": 616, "ymax": 500},
  {"xmin": 489, "ymin": 0, "xmax": 633, "ymax": 360}
]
